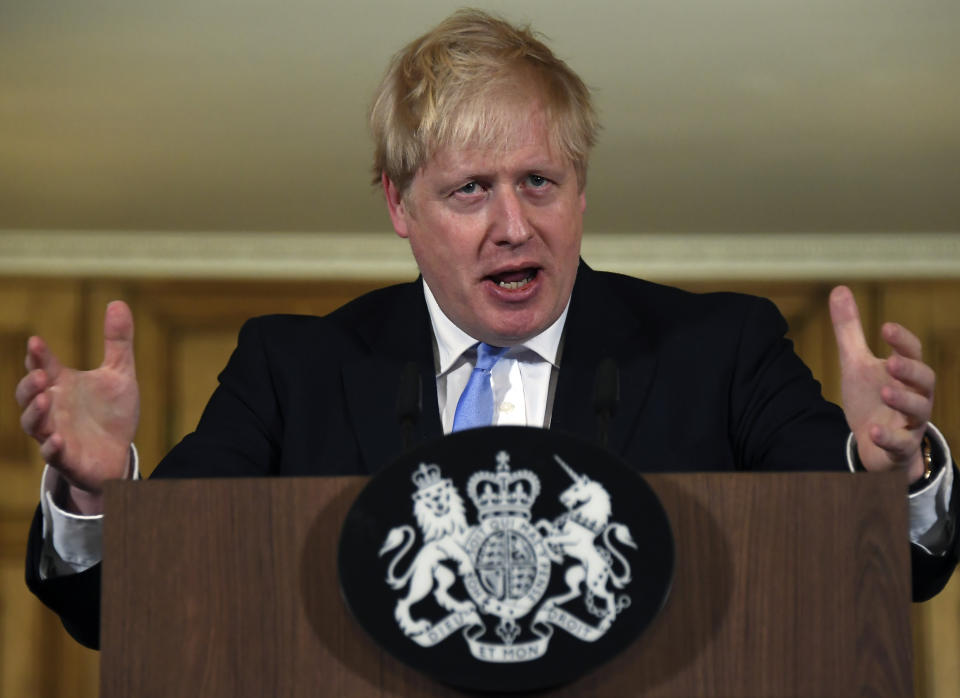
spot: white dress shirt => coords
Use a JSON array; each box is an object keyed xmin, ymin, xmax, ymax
[{"xmin": 422, "ymin": 280, "xmax": 567, "ymax": 433}]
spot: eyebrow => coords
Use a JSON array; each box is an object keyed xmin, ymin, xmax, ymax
[{"xmin": 441, "ymin": 161, "xmax": 568, "ymax": 184}]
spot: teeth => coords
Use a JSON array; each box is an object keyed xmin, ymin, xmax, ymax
[{"xmin": 497, "ymin": 275, "xmax": 533, "ymax": 290}]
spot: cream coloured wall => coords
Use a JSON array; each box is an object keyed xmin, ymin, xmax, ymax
[{"xmin": 2, "ymin": 2, "xmax": 958, "ymax": 234}]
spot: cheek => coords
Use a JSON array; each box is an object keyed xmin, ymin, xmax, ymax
[
  {"xmin": 410, "ymin": 211, "xmax": 455, "ymax": 253},
  {"xmin": 537, "ymin": 204, "xmax": 583, "ymax": 248},
  {"xmin": 413, "ymin": 228, "xmax": 477, "ymax": 278}
]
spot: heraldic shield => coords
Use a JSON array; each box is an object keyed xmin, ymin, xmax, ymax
[{"xmin": 338, "ymin": 427, "xmax": 674, "ymax": 693}]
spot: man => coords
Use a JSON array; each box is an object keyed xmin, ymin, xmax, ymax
[{"xmin": 18, "ymin": 9, "xmax": 958, "ymax": 650}]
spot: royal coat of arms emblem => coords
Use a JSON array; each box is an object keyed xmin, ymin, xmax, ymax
[
  {"xmin": 379, "ymin": 450, "xmax": 638, "ymax": 663},
  {"xmin": 338, "ymin": 426, "xmax": 674, "ymax": 692}
]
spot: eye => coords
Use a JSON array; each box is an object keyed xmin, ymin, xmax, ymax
[
  {"xmin": 527, "ymin": 174, "xmax": 548, "ymax": 188},
  {"xmin": 449, "ymin": 180, "xmax": 490, "ymax": 205}
]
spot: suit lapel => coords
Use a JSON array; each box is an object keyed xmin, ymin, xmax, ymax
[
  {"xmin": 551, "ymin": 263, "xmax": 658, "ymax": 457},
  {"xmin": 342, "ymin": 281, "xmax": 443, "ymax": 473}
]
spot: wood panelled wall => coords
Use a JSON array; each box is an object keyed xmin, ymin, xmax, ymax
[{"xmin": 1, "ymin": 277, "xmax": 957, "ymax": 697}]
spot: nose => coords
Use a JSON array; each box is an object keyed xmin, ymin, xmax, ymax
[{"xmin": 490, "ymin": 188, "xmax": 533, "ymax": 247}]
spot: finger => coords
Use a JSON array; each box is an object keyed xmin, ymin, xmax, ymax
[
  {"xmin": 886, "ymin": 355, "xmax": 935, "ymax": 397},
  {"xmin": 101, "ymin": 301, "xmax": 135, "ymax": 373},
  {"xmin": 868, "ymin": 424, "xmax": 920, "ymax": 462},
  {"xmin": 39, "ymin": 432, "xmax": 64, "ymax": 468},
  {"xmin": 20, "ymin": 393, "xmax": 52, "ymax": 441},
  {"xmin": 15, "ymin": 369, "xmax": 47, "ymax": 409},
  {"xmin": 25, "ymin": 336, "xmax": 63, "ymax": 381},
  {"xmin": 882, "ymin": 322, "xmax": 922, "ymax": 361},
  {"xmin": 880, "ymin": 385, "xmax": 932, "ymax": 425},
  {"xmin": 829, "ymin": 286, "xmax": 872, "ymax": 364}
]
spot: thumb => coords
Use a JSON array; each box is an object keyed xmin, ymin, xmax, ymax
[
  {"xmin": 102, "ymin": 300, "xmax": 135, "ymax": 373},
  {"xmin": 829, "ymin": 285, "xmax": 871, "ymax": 365}
]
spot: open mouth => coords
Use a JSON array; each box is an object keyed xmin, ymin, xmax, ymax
[{"xmin": 489, "ymin": 268, "xmax": 538, "ymax": 290}]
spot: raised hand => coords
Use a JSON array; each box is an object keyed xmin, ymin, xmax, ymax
[
  {"xmin": 829, "ymin": 286, "xmax": 934, "ymax": 482},
  {"xmin": 15, "ymin": 301, "xmax": 140, "ymax": 513}
]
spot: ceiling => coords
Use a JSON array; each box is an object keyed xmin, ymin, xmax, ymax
[{"xmin": 2, "ymin": 0, "xmax": 958, "ymax": 234}]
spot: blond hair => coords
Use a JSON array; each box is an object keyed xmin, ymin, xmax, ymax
[{"xmin": 370, "ymin": 9, "xmax": 599, "ymax": 194}]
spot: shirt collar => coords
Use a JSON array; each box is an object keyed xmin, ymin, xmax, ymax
[{"xmin": 422, "ymin": 279, "xmax": 569, "ymax": 376}]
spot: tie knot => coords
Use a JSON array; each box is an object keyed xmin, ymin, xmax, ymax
[{"xmin": 475, "ymin": 342, "xmax": 508, "ymax": 372}]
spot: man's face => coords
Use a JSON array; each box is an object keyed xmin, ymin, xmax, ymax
[{"xmin": 385, "ymin": 111, "xmax": 585, "ymax": 346}]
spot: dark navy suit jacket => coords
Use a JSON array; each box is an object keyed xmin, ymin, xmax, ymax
[{"xmin": 26, "ymin": 264, "xmax": 960, "ymax": 648}]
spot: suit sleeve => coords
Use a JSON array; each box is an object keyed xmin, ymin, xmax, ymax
[
  {"xmin": 911, "ymin": 473, "xmax": 960, "ymax": 601},
  {"xmin": 25, "ymin": 506, "xmax": 103, "ymax": 649}
]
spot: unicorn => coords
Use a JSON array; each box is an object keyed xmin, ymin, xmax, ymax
[{"xmin": 536, "ymin": 455, "xmax": 637, "ymax": 627}]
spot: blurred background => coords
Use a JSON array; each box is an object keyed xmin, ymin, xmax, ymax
[{"xmin": 1, "ymin": 0, "xmax": 958, "ymax": 695}]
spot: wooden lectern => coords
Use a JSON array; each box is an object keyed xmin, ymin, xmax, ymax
[{"xmin": 101, "ymin": 472, "xmax": 912, "ymax": 697}]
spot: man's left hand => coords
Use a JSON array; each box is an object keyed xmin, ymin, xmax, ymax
[{"xmin": 829, "ymin": 285, "xmax": 934, "ymax": 483}]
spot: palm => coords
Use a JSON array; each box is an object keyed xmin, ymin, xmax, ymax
[{"xmin": 45, "ymin": 363, "xmax": 139, "ymax": 491}]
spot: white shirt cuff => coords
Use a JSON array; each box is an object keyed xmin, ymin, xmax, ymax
[
  {"xmin": 845, "ymin": 423, "xmax": 954, "ymax": 554},
  {"xmin": 38, "ymin": 444, "xmax": 139, "ymax": 579}
]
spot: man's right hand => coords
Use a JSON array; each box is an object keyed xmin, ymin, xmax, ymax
[{"xmin": 15, "ymin": 301, "xmax": 140, "ymax": 515}]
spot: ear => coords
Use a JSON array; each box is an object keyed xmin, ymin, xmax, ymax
[
  {"xmin": 579, "ymin": 191, "xmax": 587, "ymax": 214},
  {"xmin": 382, "ymin": 172, "xmax": 411, "ymax": 239}
]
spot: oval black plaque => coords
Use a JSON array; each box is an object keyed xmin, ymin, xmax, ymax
[{"xmin": 338, "ymin": 426, "xmax": 674, "ymax": 693}]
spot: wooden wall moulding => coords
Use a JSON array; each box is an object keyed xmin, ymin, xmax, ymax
[{"xmin": 2, "ymin": 231, "xmax": 960, "ymax": 281}]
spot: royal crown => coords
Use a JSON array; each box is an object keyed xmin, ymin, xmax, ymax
[
  {"xmin": 411, "ymin": 463, "xmax": 444, "ymax": 490},
  {"xmin": 467, "ymin": 451, "xmax": 541, "ymax": 520}
]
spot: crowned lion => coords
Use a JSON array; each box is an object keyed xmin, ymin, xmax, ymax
[{"xmin": 380, "ymin": 463, "xmax": 476, "ymax": 636}]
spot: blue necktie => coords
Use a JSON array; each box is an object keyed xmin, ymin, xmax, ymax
[{"xmin": 452, "ymin": 343, "xmax": 509, "ymax": 432}]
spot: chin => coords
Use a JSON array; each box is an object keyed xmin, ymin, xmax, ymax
[{"xmin": 480, "ymin": 311, "xmax": 553, "ymax": 346}]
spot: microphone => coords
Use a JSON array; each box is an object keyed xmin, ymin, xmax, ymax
[
  {"xmin": 593, "ymin": 358, "xmax": 619, "ymax": 450},
  {"xmin": 396, "ymin": 362, "xmax": 422, "ymax": 452}
]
